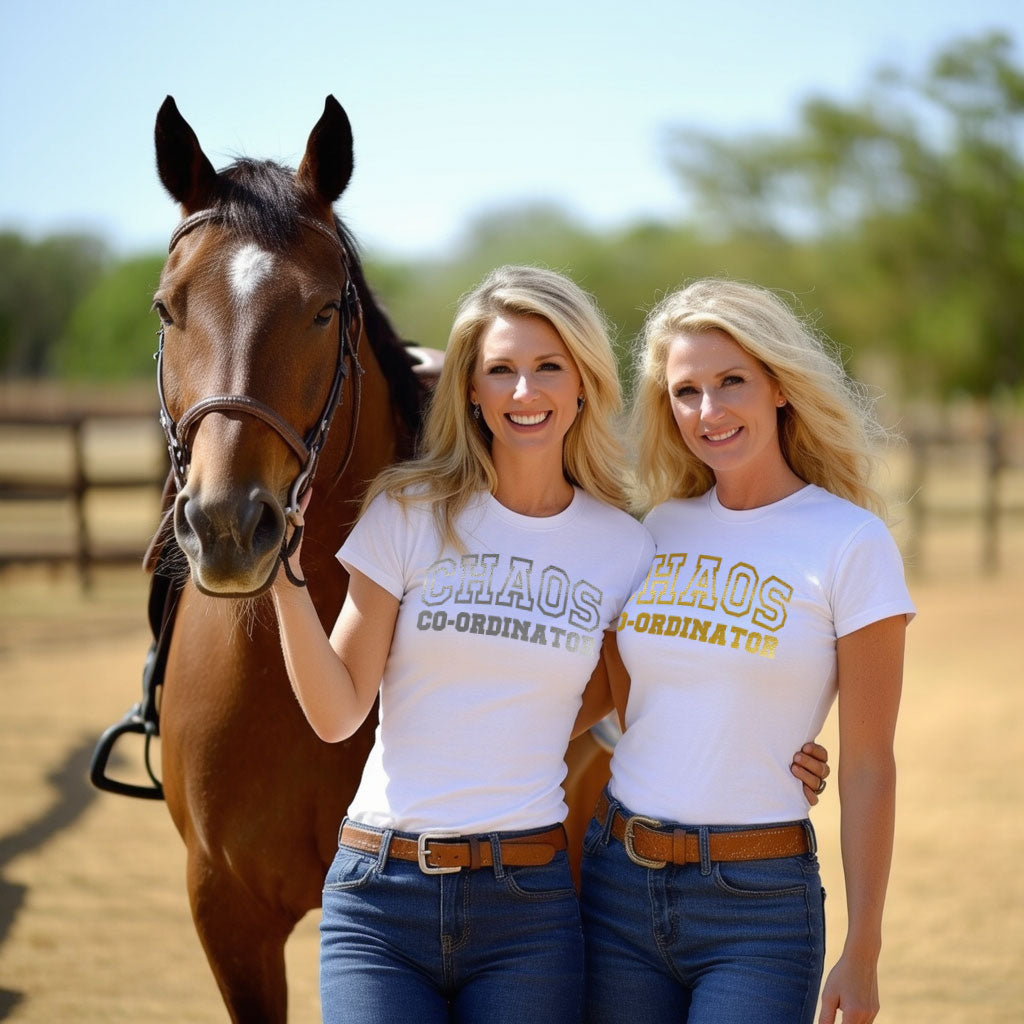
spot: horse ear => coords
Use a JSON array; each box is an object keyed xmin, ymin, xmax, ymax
[
  {"xmin": 297, "ymin": 96, "xmax": 354, "ymax": 206},
  {"xmin": 154, "ymin": 96, "xmax": 220, "ymax": 212}
]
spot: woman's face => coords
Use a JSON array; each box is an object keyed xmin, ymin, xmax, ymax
[
  {"xmin": 665, "ymin": 327, "xmax": 786, "ymax": 484},
  {"xmin": 469, "ymin": 314, "xmax": 583, "ymax": 465}
]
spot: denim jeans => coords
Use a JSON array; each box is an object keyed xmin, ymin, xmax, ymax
[
  {"xmin": 580, "ymin": 793, "xmax": 825, "ymax": 1024},
  {"xmin": 320, "ymin": 819, "xmax": 584, "ymax": 1023}
]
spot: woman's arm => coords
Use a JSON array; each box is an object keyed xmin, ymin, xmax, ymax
[
  {"xmin": 271, "ymin": 566, "xmax": 398, "ymax": 743},
  {"xmin": 818, "ymin": 613, "xmax": 907, "ymax": 1024}
]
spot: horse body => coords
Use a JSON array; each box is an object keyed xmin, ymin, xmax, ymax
[
  {"xmin": 152, "ymin": 96, "xmax": 420, "ymax": 1021},
  {"xmin": 143, "ymin": 96, "xmax": 608, "ymax": 1022}
]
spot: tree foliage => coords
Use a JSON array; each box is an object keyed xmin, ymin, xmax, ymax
[
  {"xmin": 54, "ymin": 255, "xmax": 166, "ymax": 380},
  {"xmin": 665, "ymin": 31, "xmax": 1024, "ymax": 399},
  {"xmin": 0, "ymin": 232, "xmax": 110, "ymax": 376}
]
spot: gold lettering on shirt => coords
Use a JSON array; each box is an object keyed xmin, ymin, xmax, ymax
[{"xmin": 618, "ymin": 552, "xmax": 792, "ymax": 659}]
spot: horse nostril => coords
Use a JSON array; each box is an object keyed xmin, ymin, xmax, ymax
[
  {"xmin": 174, "ymin": 490, "xmax": 203, "ymax": 557},
  {"xmin": 251, "ymin": 497, "xmax": 284, "ymax": 553},
  {"xmin": 174, "ymin": 489, "xmax": 284, "ymax": 559}
]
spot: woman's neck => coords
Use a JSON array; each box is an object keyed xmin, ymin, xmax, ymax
[
  {"xmin": 713, "ymin": 462, "xmax": 806, "ymax": 511},
  {"xmin": 491, "ymin": 450, "xmax": 574, "ymax": 517}
]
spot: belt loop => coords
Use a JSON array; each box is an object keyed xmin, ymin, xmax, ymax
[
  {"xmin": 598, "ymin": 788, "xmax": 617, "ymax": 845},
  {"xmin": 698, "ymin": 826, "xmax": 712, "ymax": 876},
  {"xmin": 802, "ymin": 819, "xmax": 818, "ymax": 856},
  {"xmin": 376, "ymin": 828, "xmax": 394, "ymax": 870},
  {"xmin": 469, "ymin": 836, "xmax": 484, "ymax": 871},
  {"xmin": 336, "ymin": 816, "xmax": 348, "ymax": 847},
  {"xmin": 489, "ymin": 833, "xmax": 506, "ymax": 878}
]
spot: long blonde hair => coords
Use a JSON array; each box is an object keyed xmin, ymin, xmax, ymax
[
  {"xmin": 628, "ymin": 277, "xmax": 891, "ymax": 518},
  {"xmin": 364, "ymin": 265, "xmax": 629, "ymax": 545}
]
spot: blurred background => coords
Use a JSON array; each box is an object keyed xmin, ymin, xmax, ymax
[{"xmin": 1, "ymin": 1, "xmax": 1021, "ymax": 1021}]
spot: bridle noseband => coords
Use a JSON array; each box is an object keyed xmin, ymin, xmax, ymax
[{"xmin": 156, "ymin": 208, "xmax": 364, "ymax": 587}]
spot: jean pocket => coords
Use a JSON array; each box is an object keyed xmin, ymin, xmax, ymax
[
  {"xmin": 322, "ymin": 843, "xmax": 378, "ymax": 892},
  {"xmin": 503, "ymin": 851, "xmax": 578, "ymax": 901},
  {"xmin": 711, "ymin": 859, "xmax": 807, "ymax": 899}
]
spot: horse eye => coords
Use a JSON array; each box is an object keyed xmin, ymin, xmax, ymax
[
  {"xmin": 152, "ymin": 301, "xmax": 173, "ymax": 326},
  {"xmin": 314, "ymin": 303, "xmax": 340, "ymax": 328}
]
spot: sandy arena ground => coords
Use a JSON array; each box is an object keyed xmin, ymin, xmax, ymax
[{"xmin": 1, "ymin": 522, "xmax": 1022, "ymax": 1021}]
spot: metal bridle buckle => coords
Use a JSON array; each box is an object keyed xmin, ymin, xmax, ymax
[
  {"xmin": 623, "ymin": 815, "xmax": 668, "ymax": 869},
  {"xmin": 416, "ymin": 831, "xmax": 462, "ymax": 874}
]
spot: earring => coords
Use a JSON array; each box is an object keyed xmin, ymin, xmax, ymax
[
  {"xmin": 472, "ymin": 403, "xmax": 481, "ymax": 420},
  {"xmin": 777, "ymin": 397, "xmax": 787, "ymax": 407},
  {"xmin": 577, "ymin": 396, "xmax": 585, "ymax": 412}
]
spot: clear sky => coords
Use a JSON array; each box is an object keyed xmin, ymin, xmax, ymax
[{"xmin": 1, "ymin": 0, "xmax": 1020, "ymax": 259}]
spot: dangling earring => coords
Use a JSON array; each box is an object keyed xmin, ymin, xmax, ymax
[
  {"xmin": 577, "ymin": 396, "xmax": 585, "ymax": 412},
  {"xmin": 472, "ymin": 403, "xmax": 481, "ymax": 420}
]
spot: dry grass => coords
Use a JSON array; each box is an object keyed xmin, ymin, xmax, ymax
[{"xmin": 1, "ymin": 417, "xmax": 1022, "ymax": 1020}]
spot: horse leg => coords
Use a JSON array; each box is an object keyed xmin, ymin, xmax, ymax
[
  {"xmin": 562, "ymin": 732, "xmax": 612, "ymax": 886},
  {"xmin": 186, "ymin": 847, "xmax": 297, "ymax": 1024}
]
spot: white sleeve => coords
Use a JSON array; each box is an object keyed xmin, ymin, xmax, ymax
[
  {"xmin": 831, "ymin": 516, "xmax": 916, "ymax": 637},
  {"xmin": 336, "ymin": 492, "xmax": 412, "ymax": 599}
]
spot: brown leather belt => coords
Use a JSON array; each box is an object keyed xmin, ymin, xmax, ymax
[
  {"xmin": 339, "ymin": 821, "xmax": 567, "ymax": 875},
  {"xmin": 595, "ymin": 793, "xmax": 809, "ymax": 869}
]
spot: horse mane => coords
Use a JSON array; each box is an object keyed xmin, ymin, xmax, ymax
[{"xmin": 210, "ymin": 158, "xmax": 426, "ymax": 440}]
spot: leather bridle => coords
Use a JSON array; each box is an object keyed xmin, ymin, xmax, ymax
[{"xmin": 155, "ymin": 208, "xmax": 364, "ymax": 586}]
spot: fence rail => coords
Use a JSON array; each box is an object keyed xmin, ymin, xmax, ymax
[
  {"xmin": 1, "ymin": 404, "xmax": 1023, "ymax": 587},
  {"xmin": 0, "ymin": 408, "xmax": 166, "ymax": 588}
]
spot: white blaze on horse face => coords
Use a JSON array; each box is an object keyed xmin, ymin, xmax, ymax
[{"xmin": 229, "ymin": 243, "xmax": 276, "ymax": 303}]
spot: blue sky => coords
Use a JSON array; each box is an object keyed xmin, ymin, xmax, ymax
[{"xmin": 1, "ymin": 0, "xmax": 1020, "ymax": 259}]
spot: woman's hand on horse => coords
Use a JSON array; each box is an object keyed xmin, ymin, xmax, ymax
[
  {"xmin": 278, "ymin": 488, "xmax": 313, "ymax": 587},
  {"xmin": 792, "ymin": 741, "xmax": 830, "ymax": 805}
]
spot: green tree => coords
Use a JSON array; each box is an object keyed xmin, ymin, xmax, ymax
[
  {"xmin": 0, "ymin": 232, "xmax": 110, "ymax": 376},
  {"xmin": 665, "ymin": 32, "xmax": 1024, "ymax": 400},
  {"xmin": 55, "ymin": 254, "xmax": 166, "ymax": 380}
]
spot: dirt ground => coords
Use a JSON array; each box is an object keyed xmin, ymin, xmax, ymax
[{"xmin": 0, "ymin": 527, "xmax": 1022, "ymax": 1021}]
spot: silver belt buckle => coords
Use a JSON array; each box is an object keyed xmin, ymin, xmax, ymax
[
  {"xmin": 416, "ymin": 831, "xmax": 462, "ymax": 874},
  {"xmin": 623, "ymin": 815, "xmax": 668, "ymax": 869}
]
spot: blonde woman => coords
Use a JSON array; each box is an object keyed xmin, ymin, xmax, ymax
[
  {"xmin": 581, "ymin": 278, "xmax": 913, "ymax": 1024},
  {"xmin": 271, "ymin": 265, "xmax": 654, "ymax": 1023}
]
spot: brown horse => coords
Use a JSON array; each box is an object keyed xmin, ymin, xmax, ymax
[{"xmin": 114, "ymin": 96, "xmax": 610, "ymax": 1023}]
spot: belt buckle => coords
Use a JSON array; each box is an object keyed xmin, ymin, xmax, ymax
[
  {"xmin": 623, "ymin": 815, "xmax": 667, "ymax": 869},
  {"xmin": 416, "ymin": 831, "xmax": 462, "ymax": 874}
]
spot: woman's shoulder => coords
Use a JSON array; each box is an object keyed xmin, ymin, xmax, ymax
[
  {"xmin": 796, "ymin": 484, "xmax": 889, "ymax": 531},
  {"xmin": 360, "ymin": 482, "xmax": 441, "ymax": 528},
  {"xmin": 575, "ymin": 490, "xmax": 650, "ymax": 536}
]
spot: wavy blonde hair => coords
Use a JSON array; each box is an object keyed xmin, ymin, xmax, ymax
[
  {"xmin": 628, "ymin": 277, "xmax": 891, "ymax": 518},
  {"xmin": 364, "ymin": 265, "xmax": 629, "ymax": 545}
]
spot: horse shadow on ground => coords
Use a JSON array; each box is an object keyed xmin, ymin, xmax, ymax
[{"xmin": 0, "ymin": 738, "xmax": 99, "ymax": 1020}]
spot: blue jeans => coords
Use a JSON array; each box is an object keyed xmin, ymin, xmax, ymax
[
  {"xmin": 580, "ymin": 793, "xmax": 825, "ymax": 1024},
  {"xmin": 320, "ymin": 819, "xmax": 584, "ymax": 1023}
]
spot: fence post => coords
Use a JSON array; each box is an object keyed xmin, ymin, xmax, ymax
[
  {"xmin": 70, "ymin": 415, "xmax": 91, "ymax": 591},
  {"xmin": 982, "ymin": 407, "xmax": 1002, "ymax": 575},
  {"xmin": 907, "ymin": 430, "xmax": 927, "ymax": 576}
]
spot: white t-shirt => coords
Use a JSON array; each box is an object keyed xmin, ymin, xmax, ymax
[
  {"xmin": 610, "ymin": 484, "xmax": 915, "ymax": 826},
  {"xmin": 338, "ymin": 487, "xmax": 654, "ymax": 833}
]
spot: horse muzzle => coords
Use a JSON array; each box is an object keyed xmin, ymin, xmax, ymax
[{"xmin": 173, "ymin": 485, "xmax": 286, "ymax": 596}]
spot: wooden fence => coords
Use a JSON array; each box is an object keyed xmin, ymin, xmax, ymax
[
  {"xmin": 1, "ymin": 403, "xmax": 1022, "ymax": 588},
  {"xmin": 901, "ymin": 406, "xmax": 1024, "ymax": 576},
  {"xmin": 0, "ymin": 407, "xmax": 166, "ymax": 589}
]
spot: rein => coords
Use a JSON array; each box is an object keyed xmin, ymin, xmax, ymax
[{"xmin": 156, "ymin": 208, "xmax": 365, "ymax": 586}]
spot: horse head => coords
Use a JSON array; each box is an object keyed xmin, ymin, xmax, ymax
[{"xmin": 153, "ymin": 96, "xmax": 369, "ymax": 597}]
